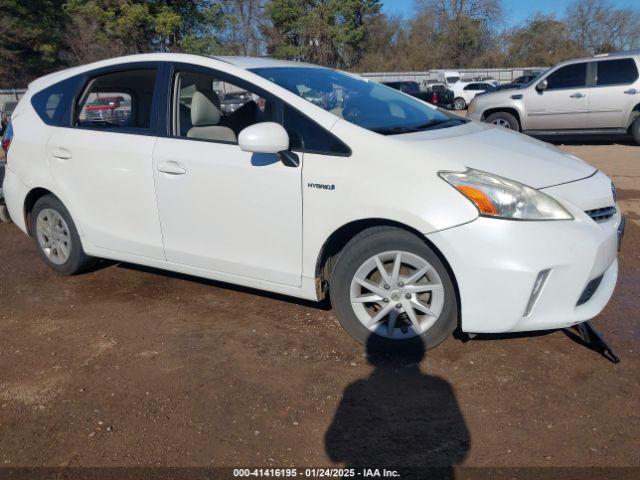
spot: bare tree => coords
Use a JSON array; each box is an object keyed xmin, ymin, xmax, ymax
[
  {"xmin": 224, "ymin": 0, "xmax": 267, "ymax": 56},
  {"xmin": 566, "ymin": 0, "xmax": 640, "ymax": 53}
]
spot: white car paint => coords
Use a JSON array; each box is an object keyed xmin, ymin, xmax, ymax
[
  {"xmin": 2, "ymin": 53, "xmax": 622, "ymax": 340},
  {"xmin": 452, "ymin": 81, "xmax": 494, "ymax": 108}
]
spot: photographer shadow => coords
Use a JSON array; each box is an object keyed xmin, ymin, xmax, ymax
[{"xmin": 325, "ymin": 336, "xmax": 469, "ymax": 478}]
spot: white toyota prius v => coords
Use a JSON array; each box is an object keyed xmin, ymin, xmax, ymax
[{"xmin": 1, "ymin": 54, "xmax": 624, "ymax": 352}]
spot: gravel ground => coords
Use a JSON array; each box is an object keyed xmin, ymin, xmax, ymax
[{"xmin": 0, "ymin": 138, "xmax": 638, "ymax": 474}]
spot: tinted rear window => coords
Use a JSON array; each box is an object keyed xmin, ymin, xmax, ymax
[
  {"xmin": 596, "ymin": 59, "xmax": 639, "ymax": 86},
  {"xmin": 31, "ymin": 76, "xmax": 81, "ymax": 126}
]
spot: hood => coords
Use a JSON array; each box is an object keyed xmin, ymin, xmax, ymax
[{"xmin": 391, "ymin": 121, "xmax": 596, "ymax": 189}]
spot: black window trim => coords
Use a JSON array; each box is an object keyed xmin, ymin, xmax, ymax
[
  {"xmin": 593, "ymin": 58, "xmax": 640, "ymax": 88},
  {"xmin": 542, "ymin": 61, "xmax": 589, "ymax": 91},
  {"xmin": 70, "ymin": 61, "xmax": 165, "ymax": 137},
  {"xmin": 166, "ymin": 62, "xmax": 352, "ymax": 157}
]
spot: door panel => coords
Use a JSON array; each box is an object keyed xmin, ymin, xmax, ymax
[
  {"xmin": 588, "ymin": 58, "xmax": 640, "ymax": 129},
  {"xmin": 525, "ymin": 62, "xmax": 589, "ymax": 130},
  {"xmin": 588, "ymin": 86, "xmax": 630, "ymax": 128},
  {"xmin": 524, "ymin": 90, "xmax": 589, "ymax": 130},
  {"xmin": 47, "ymin": 129, "xmax": 164, "ymax": 259},
  {"xmin": 152, "ymin": 138, "xmax": 303, "ymax": 286}
]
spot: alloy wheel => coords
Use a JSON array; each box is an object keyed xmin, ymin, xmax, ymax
[
  {"xmin": 492, "ymin": 118, "xmax": 512, "ymax": 129},
  {"xmin": 36, "ymin": 208, "xmax": 72, "ymax": 265},
  {"xmin": 349, "ymin": 250, "xmax": 445, "ymax": 339}
]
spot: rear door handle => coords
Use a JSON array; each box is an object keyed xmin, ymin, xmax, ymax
[
  {"xmin": 570, "ymin": 92, "xmax": 585, "ymax": 98},
  {"xmin": 624, "ymin": 88, "xmax": 638, "ymax": 95},
  {"xmin": 157, "ymin": 160, "xmax": 186, "ymax": 175},
  {"xmin": 52, "ymin": 148, "xmax": 72, "ymax": 160}
]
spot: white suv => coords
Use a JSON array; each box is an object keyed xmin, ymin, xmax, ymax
[
  {"xmin": 1, "ymin": 54, "xmax": 624, "ymax": 352},
  {"xmin": 467, "ymin": 51, "xmax": 640, "ymax": 144}
]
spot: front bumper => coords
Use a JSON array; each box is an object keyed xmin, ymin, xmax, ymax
[
  {"xmin": 427, "ymin": 177, "xmax": 621, "ymax": 333},
  {"xmin": 466, "ymin": 110, "xmax": 482, "ymax": 121}
]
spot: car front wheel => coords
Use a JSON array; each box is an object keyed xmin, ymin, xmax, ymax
[
  {"xmin": 485, "ymin": 111, "xmax": 520, "ymax": 131},
  {"xmin": 330, "ymin": 227, "xmax": 458, "ymax": 352}
]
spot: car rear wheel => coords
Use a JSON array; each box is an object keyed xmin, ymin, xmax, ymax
[
  {"xmin": 330, "ymin": 227, "xmax": 458, "ymax": 352},
  {"xmin": 485, "ymin": 111, "xmax": 520, "ymax": 131},
  {"xmin": 31, "ymin": 195, "xmax": 94, "ymax": 275},
  {"xmin": 453, "ymin": 97, "xmax": 466, "ymax": 110},
  {"xmin": 631, "ymin": 117, "xmax": 640, "ymax": 145}
]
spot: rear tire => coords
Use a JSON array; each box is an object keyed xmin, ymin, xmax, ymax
[
  {"xmin": 30, "ymin": 195, "xmax": 94, "ymax": 275},
  {"xmin": 453, "ymin": 97, "xmax": 466, "ymax": 110},
  {"xmin": 631, "ymin": 117, "xmax": 640, "ymax": 145},
  {"xmin": 330, "ymin": 227, "xmax": 458, "ymax": 353},
  {"xmin": 485, "ymin": 111, "xmax": 520, "ymax": 131}
]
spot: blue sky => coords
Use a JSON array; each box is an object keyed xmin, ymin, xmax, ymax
[{"xmin": 382, "ymin": 0, "xmax": 639, "ymax": 27}]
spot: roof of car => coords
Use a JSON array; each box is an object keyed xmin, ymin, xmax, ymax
[{"xmin": 211, "ymin": 56, "xmax": 322, "ymax": 70}]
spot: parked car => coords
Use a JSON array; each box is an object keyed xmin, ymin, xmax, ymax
[
  {"xmin": 430, "ymin": 70, "xmax": 461, "ymax": 87},
  {"xmin": 80, "ymin": 96, "xmax": 130, "ymax": 125},
  {"xmin": 1, "ymin": 100, "xmax": 18, "ymax": 134},
  {"xmin": 382, "ymin": 81, "xmax": 421, "ymax": 96},
  {"xmin": 473, "ymin": 75, "xmax": 499, "ymax": 87},
  {"xmin": 494, "ymin": 73, "xmax": 542, "ymax": 91},
  {"xmin": 2, "ymin": 53, "xmax": 623, "ymax": 352},
  {"xmin": 423, "ymin": 82, "xmax": 455, "ymax": 109},
  {"xmin": 384, "ymin": 81, "xmax": 454, "ymax": 109},
  {"xmin": 467, "ymin": 51, "xmax": 640, "ymax": 143},
  {"xmin": 221, "ymin": 91, "xmax": 253, "ymax": 113},
  {"xmin": 452, "ymin": 81, "xmax": 496, "ymax": 110}
]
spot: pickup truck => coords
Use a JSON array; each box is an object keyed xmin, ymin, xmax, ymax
[{"xmin": 383, "ymin": 81, "xmax": 454, "ymax": 110}]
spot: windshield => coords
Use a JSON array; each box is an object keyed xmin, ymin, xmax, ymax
[
  {"xmin": 446, "ymin": 76, "xmax": 460, "ymax": 84},
  {"xmin": 251, "ymin": 67, "xmax": 466, "ymax": 135}
]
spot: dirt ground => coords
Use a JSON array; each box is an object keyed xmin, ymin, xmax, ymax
[{"xmin": 0, "ymin": 139, "xmax": 639, "ymax": 475}]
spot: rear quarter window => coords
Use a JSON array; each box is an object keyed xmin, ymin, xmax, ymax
[
  {"xmin": 31, "ymin": 76, "xmax": 82, "ymax": 126},
  {"xmin": 596, "ymin": 59, "xmax": 639, "ymax": 86}
]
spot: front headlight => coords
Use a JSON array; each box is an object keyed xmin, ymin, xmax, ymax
[{"xmin": 439, "ymin": 168, "xmax": 573, "ymax": 220}]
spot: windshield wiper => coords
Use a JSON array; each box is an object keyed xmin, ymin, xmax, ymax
[
  {"xmin": 371, "ymin": 125, "xmax": 419, "ymax": 135},
  {"xmin": 372, "ymin": 118, "xmax": 467, "ymax": 135},
  {"xmin": 411, "ymin": 118, "xmax": 466, "ymax": 130}
]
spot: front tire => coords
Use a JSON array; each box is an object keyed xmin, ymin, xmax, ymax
[
  {"xmin": 31, "ymin": 195, "xmax": 93, "ymax": 275},
  {"xmin": 485, "ymin": 111, "xmax": 520, "ymax": 131},
  {"xmin": 453, "ymin": 97, "xmax": 466, "ymax": 110},
  {"xmin": 330, "ymin": 227, "xmax": 458, "ymax": 352}
]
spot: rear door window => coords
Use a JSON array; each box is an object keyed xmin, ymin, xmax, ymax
[
  {"xmin": 545, "ymin": 63, "xmax": 587, "ymax": 90},
  {"xmin": 76, "ymin": 69, "xmax": 157, "ymax": 131},
  {"xmin": 596, "ymin": 59, "xmax": 639, "ymax": 86}
]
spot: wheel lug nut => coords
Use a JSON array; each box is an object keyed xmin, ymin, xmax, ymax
[
  {"xmin": 398, "ymin": 282, "xmax": 404, "ymax": 287},
  {"xmin": 405, "ymin": 293, "xmax": 411, "ymax": 299},
  {"xmin": 383, "ymin": 298, "xmax": 389, "ymax": 303},
  {"xmin": 396, "ymin": 303, "xmax": 402, "ymax": 309},
  {"xmin": 384, "ymin": 284, "xmax": 390, "ymax": 290}
]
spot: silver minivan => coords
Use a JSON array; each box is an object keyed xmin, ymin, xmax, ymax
[{"xmin": 467, "ymin": 51, "xmax": 640, "ymax": 144}]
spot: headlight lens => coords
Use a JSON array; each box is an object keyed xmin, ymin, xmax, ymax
[{"xmin": 439, "ymin": 168, "xmax": 573, "ymax": 220}]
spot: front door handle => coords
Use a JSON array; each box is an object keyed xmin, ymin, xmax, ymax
[
  {"xmin": 157, "ymin": 160, "xmax": 186, "ymax": 175},
  {"xmin": 570, "ymin": 92, "xmax": 585, "ymax": 98},
  {"xmin": 52, "ymin": 148, "xmax": 72, "ymax": 160},
  {"xmin": 624, "ymin": 88, "xmax": 638, "ymax": 95}
]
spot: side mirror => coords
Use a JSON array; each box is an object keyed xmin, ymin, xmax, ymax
[
  {"xmin": 239, "ymin": 122, "xmax": 289, "ymax": 154},
  {"xmin": 535, "ymin": 79, "xmax": 548, "ymax": 92},
  {"xmin": 238, "ymin": 122, "xmax": 298, "ymax": 167}
]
